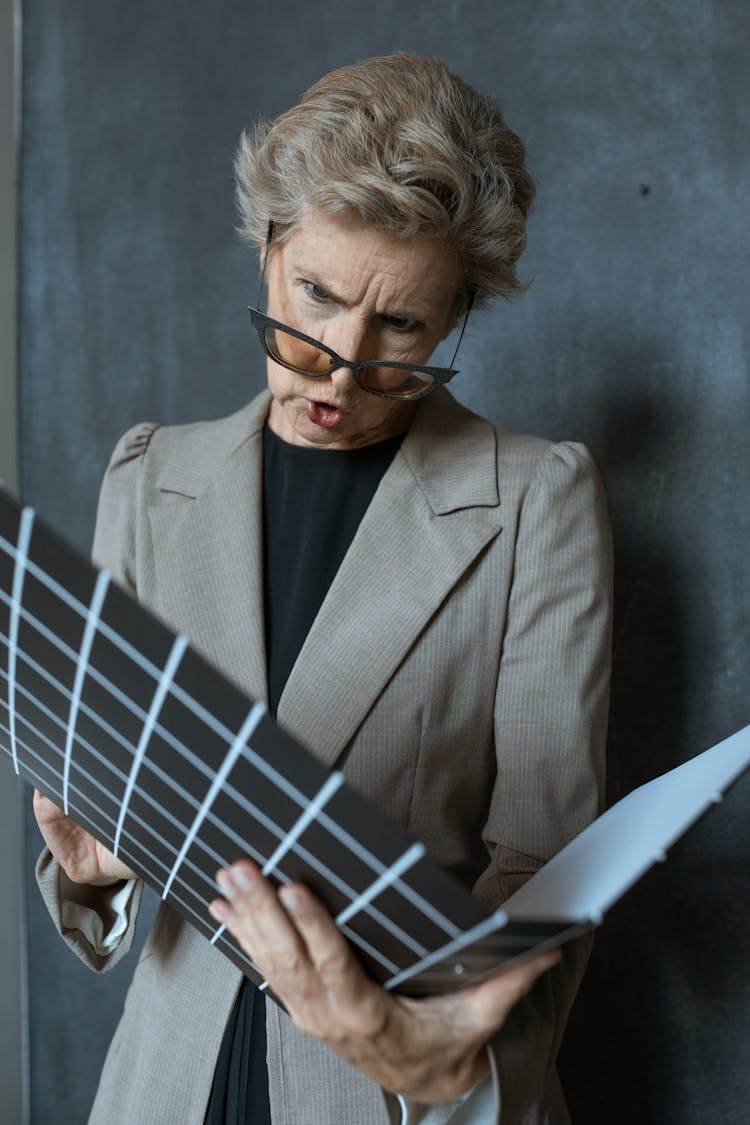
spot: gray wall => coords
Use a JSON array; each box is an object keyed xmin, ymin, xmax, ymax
[{"xmin": 18, "ymin": 2, "xmax": 749, "ymax": 1122}]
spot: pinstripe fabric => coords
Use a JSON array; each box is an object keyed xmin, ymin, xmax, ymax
[{"xmin": 35, "ymin": 387, "xmax": 612, "ymax": 1124}]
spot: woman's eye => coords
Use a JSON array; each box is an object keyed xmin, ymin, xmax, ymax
[
  {"xmin": 304, "ymin": 282, "xmax": 330, "ymax": 302},
  {"xmin": 384, "ymin": 315, "xmax": 419, "ymax": 333}
]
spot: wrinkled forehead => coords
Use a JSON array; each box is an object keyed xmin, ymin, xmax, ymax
[{"xmin": 268, "ymin": 209, "xmax": 463, "ymax": 319}]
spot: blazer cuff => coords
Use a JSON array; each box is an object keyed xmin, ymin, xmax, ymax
[
  {"xmin": 382, "ymin": 1048, "xmax": 498, "ymax": 1124},
  {"xmin": 60, "ymin": 874, "xmax": 137, "ymax": 955},
  {"xmin": 35, "ymin": 846, "xmax": 143, "ymax": 972}
]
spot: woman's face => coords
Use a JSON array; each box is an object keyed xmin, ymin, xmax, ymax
[{"xmin": 263, "ymin": 210, "xmax": 461, "ymax": 450}]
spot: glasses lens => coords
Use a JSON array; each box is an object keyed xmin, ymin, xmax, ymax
[
  {"xmin": 264, "ymin": 325, "xmax": 334, "ymax": 376},
  {"xmin": 259, "ymin": 318, "xmax": 439, "ymax": 398},
  {"xmin": 357, "ymin": 364, "xmax": 436, "ymax": 399}
]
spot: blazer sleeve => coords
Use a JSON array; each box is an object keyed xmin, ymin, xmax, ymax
[
  {"xmin": 35, "ymin": 422, "xmax": 158, "ymax": 973},
  {"xmin": 478, "ymin": 440, "xmax": 612, "ymax": 1123},
  {"xmin": 383, "ymin": 441, "xmax": 611, "ymax": 1124}
]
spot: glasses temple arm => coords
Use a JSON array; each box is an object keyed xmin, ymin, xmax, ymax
[
  {"xmin": 448, "ymin": 289, "xmax": 475, "ymax": 369},
  {"xmin": 255, "ymin": 220, "xmax": 275, "ymax": 308}
]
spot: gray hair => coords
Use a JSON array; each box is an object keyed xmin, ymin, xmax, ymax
[{"xmin": 234, "ymin": 52, "xmax": 535, "ymax": 309}]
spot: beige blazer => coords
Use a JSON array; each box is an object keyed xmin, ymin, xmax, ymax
[{"xmin": 37, "ymin": 387, "xmax": 612, "ymax": 1124}]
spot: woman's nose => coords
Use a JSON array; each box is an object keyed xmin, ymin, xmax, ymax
[
  {"xmin": 326, "ymin": 318, "xmax": 372, "ymax": 366},
  {"xmin": 328, "ymin": 365, "xmax": 358, "ymax": 392},
  {"xmin": 324, "ymin": 320, "xmax": 372, "ymax": 388}
]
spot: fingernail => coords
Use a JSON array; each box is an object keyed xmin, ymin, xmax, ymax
[
  {"xmin": 209, "ymin": 900, "xmax": 228, "ymax": 922},
  {"xmin": 216, "ymin": 870, "xmax": 236, "ymax": 898},
  {"xmin": 279, "ymin": 885, "xmax": 304, "ymax": 913},
  {"xmin": 231, "ymin": 864, "xmax": 256, "ymax": 891}
]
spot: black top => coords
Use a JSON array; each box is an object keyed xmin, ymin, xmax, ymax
[
  {"xmin": 203, "ymin": 423, "xmax": 403, "ymax": 1125},
  {"xmin": 262, "ymin": 425, "xmax": 404, "ymax": 715}
]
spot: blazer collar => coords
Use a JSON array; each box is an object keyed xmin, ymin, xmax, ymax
[
  {"xmin": 151, "ymin": 391, "xmax": 272, "ymax": 498},
  {"xmin": 399, "ymin": 387, "xmax": 499, "ymax": 514},
  {"xmin": 150, "ymin": 388, "xmax": 498, "ymax": 512},
  {"xmin": 147, "ymin": 392, "xmax": 272, "ymax": 707}
]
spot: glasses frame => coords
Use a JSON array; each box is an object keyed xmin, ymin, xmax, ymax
[
  {"xmin": 248, "ymin": 221, "xmax": 474, "ymax": 402},
  {"xmin": 248, "ymin": 307, "xmax": 461, "ymax": 401}
]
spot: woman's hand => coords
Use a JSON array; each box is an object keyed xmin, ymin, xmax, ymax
[
  {"xmin": 209, "ymin": 860, "xmax": 559, "ymax": 1103},
  {"xmin": 33, "ymin": 790, "xmax": 136, "ymax": 886}
]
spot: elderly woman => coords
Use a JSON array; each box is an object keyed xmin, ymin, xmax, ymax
[{"xmin": 34, "ymin": 52, "xmax": 611, "ymax": 1124}]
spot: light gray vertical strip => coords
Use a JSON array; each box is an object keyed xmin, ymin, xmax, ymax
[
  {"xmin": 0, "ymin": 0, "xmax": 28, "ymax": 1121},
  {"xmin": 0, "ymin": 5, "xmax": 19, "ymax": 493}
]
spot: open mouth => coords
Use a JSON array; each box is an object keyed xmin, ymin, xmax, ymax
[{"xmin": 304, "ymin": 398, "xmax": 345, "ymax": 428}]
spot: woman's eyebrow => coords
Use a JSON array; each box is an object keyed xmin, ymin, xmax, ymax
[{"xmin": 290, "ymin": 260, "xmax": 430, "ymax": 322}]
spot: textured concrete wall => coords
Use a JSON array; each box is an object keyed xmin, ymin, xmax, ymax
[{"xmin": 19, "ymin": 3, "xmax": 749, "ymax": 1122}]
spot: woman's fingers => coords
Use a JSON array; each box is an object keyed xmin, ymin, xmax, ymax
[
  {"xmin": 210, "ymin": 863, "xmax": 384, "ymax": 1030},
  {"xmin": 210, "ymin": 861, "xmax": 355, "ymax": 983},
  {"xmin": 449, "ymin": 947, "xmax": 561, "ymax": 1036},
  {"xmin": 209, "ymin": 861, "xmax": 562, "ymax": 1102},
  {"xmin": 32, "ymin": 789, "xmax": 136, "ymax": 885},
  {"xmin": 33, "ymin": 789, "xmax": 69, "ymax": 830},
  {"xmin": 278, "ymin": 882, "xmax": 358, "ymax": 986},
  {"xmin": 210, "ymin": 861, "xmax": 310, "ymax": 970},
  {"xmin": 276, "ymin": 881, "xmax": 389, "ymax": 1037}
]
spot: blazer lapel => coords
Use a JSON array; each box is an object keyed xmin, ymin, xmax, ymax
[
  {"xmin": 148, "ymin": 393, "xmax": 271, "ymax": 707},
  {"xmin": 145, "ymin": 388, "xmax": 501, "ymax": 768},
  {"xmin": 277, "ymin": 390, "xmax": 501, "ymax": 766}
]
